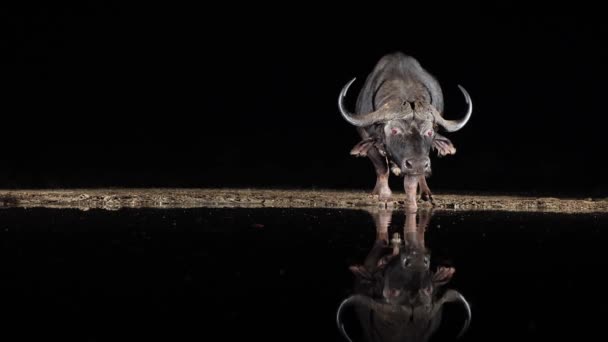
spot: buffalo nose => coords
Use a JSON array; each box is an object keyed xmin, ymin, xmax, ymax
[{"xmin": 404, "ymin": 158, "xmax": 430, "ymax": 172}]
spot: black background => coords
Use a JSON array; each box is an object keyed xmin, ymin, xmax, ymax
[{"xmin": 2, "ymin": 3, "xmax": 607, "ymax": 196}]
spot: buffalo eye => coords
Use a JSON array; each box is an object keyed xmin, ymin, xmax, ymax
[
  {"xmin": 425, "ymin": 129, "xmax": 434, "ymax": 137},
  {"xmin": 391, "ymin": 128, "xmax": 401, "ymax": 135}
]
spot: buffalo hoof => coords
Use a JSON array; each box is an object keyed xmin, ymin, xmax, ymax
[
  {"xmin": 372, "ymin": 187, "xmax": 392, "ymax": 201},
  {"xmin": 372, "ymin": 175, "xmax": 392, "ymax": 200}
]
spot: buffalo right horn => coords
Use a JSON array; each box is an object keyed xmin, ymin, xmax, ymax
[
  {"xmin": 338, "ymin": 78, "xmax": 413, "ymax": 127},
  {"xmin": 432, "ymin": 85, "xmax": 473, "ymax": 132}
]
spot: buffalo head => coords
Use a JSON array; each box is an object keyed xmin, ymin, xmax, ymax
[{"xmin": 339, "ymin": 78, "xmax": 472, "ymax": 177}]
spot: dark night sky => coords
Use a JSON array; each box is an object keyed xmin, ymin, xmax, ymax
[{"xmin": 1, "ymin": 4, "xmax": 607, "ymax": 196}]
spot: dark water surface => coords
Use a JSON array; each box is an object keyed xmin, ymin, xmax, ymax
[{"xmin": 1, "ymin": 208, "xmax": 607, "ymax": 341}]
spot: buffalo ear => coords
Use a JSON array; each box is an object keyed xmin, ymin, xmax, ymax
[
  {"xmin": 351, "ymin": 138, "xmax": 386, "ymax": 157},
  {"xmin": 432, "ymin": 266, "xmax": 455, "ymax": 286},
  {"xmin": 350, "ymin": 138, "xmax": 375, "ymax": 157},
  {"xmin": 432, "ymin": 133, "xmax": 457, "ymax": 156},
  {"xmin": 349, "ymin": 265, "xmax": 373, "ymax": 280}
]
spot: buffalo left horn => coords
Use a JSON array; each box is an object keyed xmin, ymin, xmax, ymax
[
  {"xmin": 338, "ymin": 78, "xmax": 413, "ymax": 127},
  {"xmin": 432, "ymin": 85, "xmax": 473, "ymax": 132}
]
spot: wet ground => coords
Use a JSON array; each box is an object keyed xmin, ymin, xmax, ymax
[
  {"xmin": 1, "ymin": 206, "xmax": 607, "ymax": 341},
  {"xmin": 1, "ymin": 189, "xmax": 607, "ymax": 212}
]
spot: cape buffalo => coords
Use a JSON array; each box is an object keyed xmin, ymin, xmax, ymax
[{"xmin": 338, "ymin": 52, "xmax": 472, "ymax": 209}]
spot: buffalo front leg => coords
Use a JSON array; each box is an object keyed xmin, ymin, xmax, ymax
[
  {"xmin": 367, "ymin": 148, "xmax": 392, "ymax": 200},
  {"xmin": 418, "ymin": 176, "xmax": 435, "ymax": 205},
  {"xmin": 403, "ymin": 176, "xmax": 418, "ymax": 212}
]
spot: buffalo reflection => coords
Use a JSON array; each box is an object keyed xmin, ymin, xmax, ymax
[{"xmin": 337, "ymin": 209, "xmax": 471, "ymax": 342}]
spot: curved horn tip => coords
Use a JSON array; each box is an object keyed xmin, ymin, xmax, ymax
[
  {"xmin": 337, "ymin": 77, "xmax": 368, "ymax": 127},
  {"xmin": 336, "ymin": 297, "xmax": 356, "ymax": 342},
  {"xmin": 455, "ymin": 292, "xmax": 472, "ymax": 339},
  {"xmin": 341, "ymin": 78, "xmax": 357, "ymax": 97},
  {"xmin": 456, "ymin": 84, "xmax": 471, "ymax": 104}
]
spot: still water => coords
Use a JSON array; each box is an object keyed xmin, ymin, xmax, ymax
[{"xmin": 1, "ymin": 207, "xmax": 607, "ymax": 341}]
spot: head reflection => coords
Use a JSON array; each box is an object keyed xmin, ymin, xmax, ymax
[{"xmin": 337, "ymin": 209, "xmax": 471, "ymax": 342}]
